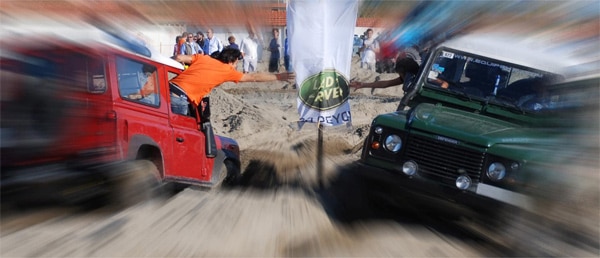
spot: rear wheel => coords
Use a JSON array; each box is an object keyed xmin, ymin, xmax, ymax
[{"xmin": 110, "ymin": 160, "xmax": 160, "ymax": 209}]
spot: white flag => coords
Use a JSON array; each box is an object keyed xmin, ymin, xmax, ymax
[{"xmin": 287, "ymin": 0, "xmax": 358, "ymax": 127}]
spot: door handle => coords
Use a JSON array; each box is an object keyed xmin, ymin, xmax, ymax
[{"xmin": 176, "ymin": 137, "xmax": 184, "ymax": 142}]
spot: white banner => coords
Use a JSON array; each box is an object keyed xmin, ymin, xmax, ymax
[{"xmin": 287, "ymin": 0, "xmax": 358, "ymax": 127}]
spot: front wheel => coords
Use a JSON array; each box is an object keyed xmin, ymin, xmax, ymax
[
  {"xmin": 212, "ymin": 160, "xmax": 240, "ymax": 190},
  {"xmin": 223, "ymin": 160, "xmax": 241, "ymax": 187}
]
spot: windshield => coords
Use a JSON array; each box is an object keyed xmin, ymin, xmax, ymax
[{"xmin": 424, "ymin": 48, "xmax": 563, "ymax": 112}]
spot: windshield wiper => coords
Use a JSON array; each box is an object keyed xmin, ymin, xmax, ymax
[
  {"xmin": 487, "ymin": 96, "xmax": 525, "ymax": 114},
  {"xmin": 446, "ymin": 83, "xmax": 473, "ymax": 101}
]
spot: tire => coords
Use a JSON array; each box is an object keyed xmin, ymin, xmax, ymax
[
  {"xmin": 325, "ymin": 165, "xmax": 376, "ymax": 223},
  {"xmin": 209, "ymin": 161, "xmax": 229, "ymax": 191},
  {"xmin": 223, "ymin": 160, "xmax": 241, "ymax": 187},
  {"xmin": 212, "ymin": 160, "xmax": 241, "ymax": 190},
  {"xmin": 110, "ymin": 160, "xmax": 160, "ymax": 209}
]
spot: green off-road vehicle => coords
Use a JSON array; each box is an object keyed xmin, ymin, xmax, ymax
[{"xmin": 357, "ymin": 34, "xmax": 598, "ymax": 222}]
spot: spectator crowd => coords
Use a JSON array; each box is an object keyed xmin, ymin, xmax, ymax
[
  {"xmin": 172, "ymin": 28, "xmax": 294, "ymax": 74},
  {"xmin": 172, "ymin": 27, "xmax": 426, "ymax": 76}
]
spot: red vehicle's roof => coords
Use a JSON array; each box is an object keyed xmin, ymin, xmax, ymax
[{"xmin": 1, "ymin": 17, "xmax": 184, "ymax": 70}]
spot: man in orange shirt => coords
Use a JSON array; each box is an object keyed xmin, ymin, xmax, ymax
[
  {"xmin": 171, "ymin": 48, "xmax": 294, "ymax": 157},
  {"xmin": 171, "ymin": 48, "xmax": 294, "ymax": 106}
]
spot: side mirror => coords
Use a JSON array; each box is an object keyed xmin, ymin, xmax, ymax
[
  {"xmin": 402, "ymin": 73, "xmax": 417, "ymax": 93},
  {"xmin": 398, "ymin": 74, "xmax": 418, "ymax": 111},
  {"xmin": 199, "ymin": 97, "xmax": 211, "ymax": 123},
  {"xmin": 195, "ymin": 97, "xmax": 217, "ymax": 158}
]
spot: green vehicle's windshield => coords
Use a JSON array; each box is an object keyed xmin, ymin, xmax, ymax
[{"xmin": 424, "ymin": 48, "xmax": 563, "ymax": 112}]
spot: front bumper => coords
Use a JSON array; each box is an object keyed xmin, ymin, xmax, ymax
[{"xmin": 354, "ymin": 161, "xmax": 534, "ymax": 215}]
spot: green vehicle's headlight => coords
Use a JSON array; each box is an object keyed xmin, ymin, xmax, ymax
[
  {"xmin": 487, "ymin": 162, "xmax": 506, "ymax": 181},
  {"xmin": 384, "ymin": 134, "xmax": 402, "ymax": 153},
  {"xmin": 374, "ymin": 126, "xmax": 383, "ymax": 134},
  {"xmin": 402, "ymin": 161, "xmax": 418, "ymax": 176}
]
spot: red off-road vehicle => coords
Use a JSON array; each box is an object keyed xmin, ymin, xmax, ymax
[{"xmin": 1, "ymin": 21, "xmax": 240, "ymax": 207}]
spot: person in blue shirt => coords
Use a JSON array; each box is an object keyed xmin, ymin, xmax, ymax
[{"xmin": 284, "ymin": 29, "xmax": 291, "ymax": 72}]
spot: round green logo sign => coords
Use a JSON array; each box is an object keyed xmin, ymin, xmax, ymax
[{"xmin": 298, "ymin": 69, "xmax": 350, "ymax": 110}]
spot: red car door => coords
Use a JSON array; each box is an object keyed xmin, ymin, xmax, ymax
[{"xmin": 163, "ymin": 70, "xmax": 214, "ymax": 183}]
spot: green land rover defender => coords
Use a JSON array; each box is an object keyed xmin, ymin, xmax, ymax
[{"xmin": 357, "ymin": 34, "xmax": 598, "ymax": 220}]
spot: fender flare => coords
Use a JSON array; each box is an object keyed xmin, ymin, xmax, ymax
[
  {"xmin": 127, "ymin": 134, "xmax": 164, "ymax": 177},
  {"xmin": 221, "ymin": 149, "xmax": 241, "ymax": 168},
  {"xmin": 127, "ymin": 134, "xmax": 161, "ymax": 159}
]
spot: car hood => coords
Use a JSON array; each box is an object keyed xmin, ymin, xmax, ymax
[{"xmin": 402, "ymin": 103, "xmax": 558, "ymax": 147}]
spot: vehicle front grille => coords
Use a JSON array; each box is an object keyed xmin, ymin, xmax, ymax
[{"xmin": 405, "ymin": 134, "xmax": 485, "ymax": 185}]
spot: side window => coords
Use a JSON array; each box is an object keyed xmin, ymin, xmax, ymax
[
  {"xmin": 168, "ymin": 72, "xmax": 194, "ymax": 117},
  {"xmin": 46, "ymin": 52, "xmax": 105, "ymax": 94},
  {"xmin": 85, "ymin": 57, "xmax": 107, "ymax": 94},
  {"xmin": 116, "ymin": 56, "xmax": 159, "ymax": 107}
]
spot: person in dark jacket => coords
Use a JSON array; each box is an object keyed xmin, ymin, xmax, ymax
[{"xmin": 268, "ymin": 28, "xmax": 280, "ymax": 73}]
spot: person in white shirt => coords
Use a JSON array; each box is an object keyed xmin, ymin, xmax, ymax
[
  {"xmin": 360, "ymin": 28, "xmax": 380, "ymax": 72},
  {"xmin": 203, "ymin": 28, "xmax": 223, "ymax": 56},
  {"xmin": 239, "ymin": 31, "xmax": 259, "ymax": 73}
]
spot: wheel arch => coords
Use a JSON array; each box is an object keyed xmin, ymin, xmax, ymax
[
  {"xmin": 222, "ymin": 149, "xmax": 241, "ymax": 169},
  {"xmin": 127, "ymin": 134, "xmax": 165, "ymax": 179}
]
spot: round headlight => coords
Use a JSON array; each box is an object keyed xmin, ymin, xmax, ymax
[
  {"xmin": 384, "ymin": 134, "xmax": 402, "ymax": 153},
  {"xmin": 456, "ymin": 175, "xmax": 471, "ymax": 190},
  {"xmin": 402, "ymin": 161, "xmax": 417, "ymax": 176},
  {"xmin": 487, "ymin": 162, "xmax": 506, "ymax": 181},
  {"xmin": 374, "ymin": 126, "xmax": 383, "ymax": 135}
]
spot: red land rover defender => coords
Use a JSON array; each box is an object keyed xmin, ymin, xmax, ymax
[{"xmin": 1, "ymin": 21, "xmax": 240, "ymax": 207}]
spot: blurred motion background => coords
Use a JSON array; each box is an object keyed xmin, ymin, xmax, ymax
[
  {"xmin": 2, "ymin": 0, "xmax": 598, "ymax": 212},
  {"xmin": 1, "ymin": 0, "xmax": 597, "ymax": 76},
  {"xmin": 1, "ymin": 1, "xmax": 598, "ymax": 256}
]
